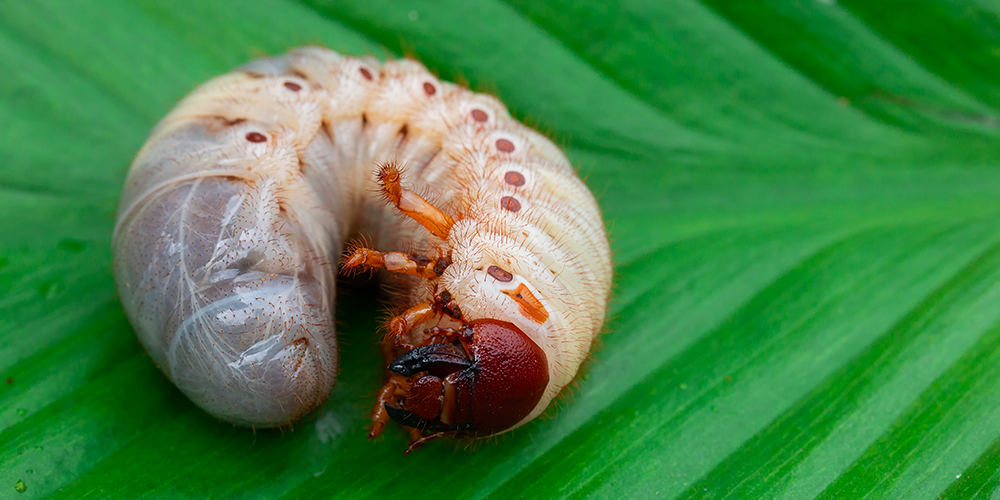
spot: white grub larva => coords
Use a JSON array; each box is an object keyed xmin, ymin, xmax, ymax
[{"xmin": 112, "ymin": 47, "xmax": 613, "ymax": 449}]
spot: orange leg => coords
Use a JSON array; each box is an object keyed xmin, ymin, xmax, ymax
[
  {"xmin": 422, "ymin": 325, "xmax": 474, "ymax": 345},
  {"xmin": 404, "ymin": 431, "xmax": 448, "ymax": 456},
  {"xmin": 407, "ymin": 428, "xmax": 424, "ymax": 446},
  {"xmin": 343, "ymin": 246, "xmax": 451, "ymax": 279},
  {"xmin": 378, "ymin": 162, "xmax": 454, "ymax": 239},
  {"xmin": 370, "ymin": 375, "xmax": 413, "ymax": 439},
  {"xmin": 386, "ymin": 300, "xmax": 438, "ymax": 350}
]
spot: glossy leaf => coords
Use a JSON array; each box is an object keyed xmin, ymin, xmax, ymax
[{"xmin": 2, "ymin": 0, "xmax": 1000, "ymax": 498}]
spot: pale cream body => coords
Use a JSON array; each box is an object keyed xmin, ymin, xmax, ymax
[{"xmin": 113, "ymin": 48, "xmax": 612, "ymax": 429}]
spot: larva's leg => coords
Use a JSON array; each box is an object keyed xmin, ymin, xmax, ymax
[
  {"xmin": 385, "ymin": 290, "xmax": 466, "ymax": 347},
  {"xmin": 343, "ymin": 246, "xmax": 451, "ymax": 279},
  {"xmin": 370, "ymin": 375, "xmax": 412, "ymax": 439},
  {"xmin": 387, "ymin": 300, "xmax": 438, "ymax": 349},
  {"xmin": 421, "ymin": 325, "xmax": 474, "ymax": 345},
  {"xmin": 378, "ymin": 162, "xmax": 454, "ymax": 239},
  {"xmin": 404, "ymin": 431, "xmax": 448, "ymax": 456},
  {"xmin": 381, "ymin": 292, "xmax": 467, "ymax": 363},
  {"xmin": 407, "ymin": 428, "xmax": 424, "ymax": 447}
]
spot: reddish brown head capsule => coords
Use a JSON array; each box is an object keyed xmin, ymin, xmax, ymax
[{"xmin": 384, "ymin": 319, "xmax": 549, "ymax": 435}]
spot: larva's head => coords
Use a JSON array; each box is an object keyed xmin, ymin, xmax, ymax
[
  {"xmin": 399, "ymin": 220, "xmax": 583, "ymax": 435},
  {"xmin": 383, "ymin": 319, "xmax": 549, "ymax": 435}
]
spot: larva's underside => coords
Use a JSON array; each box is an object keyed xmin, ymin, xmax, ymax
[{"xmin": 113, "ymin": 47, "xmax": 612, "ymax": 449}]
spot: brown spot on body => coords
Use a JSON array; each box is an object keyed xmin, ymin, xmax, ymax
[
  {"xmin": 496, "ymin": 138, "xmax": 515, "ymax": 153},
  {"xmin": 501, "ymin": 283, "xmax": 549, "ymax": 324},
  {"xmin": 504, "ymin": 171, "xmax": 525, "ymax": 186},
  {"xmin": 423, "ymin": 82, "xmax": 437, "ymax": 96},
  {"xmin": 359, "ymin": 67, "xmax": 373, "ymax": 80},
  {"xmin": 487, "ymin": 265, "xmax": 513, "ymax": 282},
  {"xmin": 245, "ymin": 132, "xmax": 267, "ymax": 143},
  {"xmin": 471, "ymin": 109, "xmax": 488, "ymax": 122},
  {"xmin": 500, "ymin": 196, "xmax": 521, "ymax": 212},
  {"xmin": 283, "ymin": 81, "xmax": 302, "ymax": 91}
]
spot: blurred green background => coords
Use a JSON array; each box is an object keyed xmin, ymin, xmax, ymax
[{"xmin": 3, "ymin": 0, "xmax": 1000, "ymax": 498}]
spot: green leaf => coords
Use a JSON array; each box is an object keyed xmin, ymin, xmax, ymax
[{"xmin": 3, "ymin": 0, "xmax": 1000, "ymax": 498}]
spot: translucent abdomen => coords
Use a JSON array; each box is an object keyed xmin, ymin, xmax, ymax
[{"xmin": 113, "ymin": 89, "xmax": 340, "ymax": 426}]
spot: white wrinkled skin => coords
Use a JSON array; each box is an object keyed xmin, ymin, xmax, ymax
[{"xmin": 113, "ymin": 47, "xmax": 613, "ymax": 430}]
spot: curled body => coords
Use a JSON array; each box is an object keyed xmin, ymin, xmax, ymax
[{"xmin": 113, "ymin": 47, "xmax": 613, "ymax": 446}]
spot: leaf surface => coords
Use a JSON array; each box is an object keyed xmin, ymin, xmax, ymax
[{"xmin": 2, "ymin": 1, "xmax": 1000, "ymax": 498}]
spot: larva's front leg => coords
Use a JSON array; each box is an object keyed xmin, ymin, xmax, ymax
[
  {"xmin": 369, "ymin": 375, "xmax": 412, "ymax": 439},
  {"xmin": 379, "ymin": 293, "xmax": 461, "ymax": 352}
]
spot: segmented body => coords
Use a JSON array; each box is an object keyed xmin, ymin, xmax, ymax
[{"xmin": 113, "ymin": 47, "xmax": 612, "ymax": 433}]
